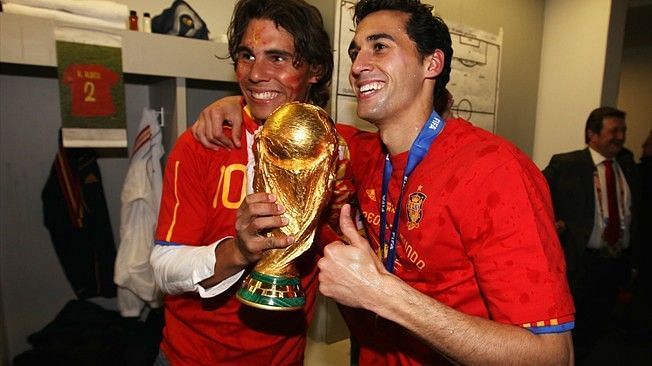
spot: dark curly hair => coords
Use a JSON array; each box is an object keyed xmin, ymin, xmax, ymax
[
  {"xmin": 227, "ymin": 0, "xmax": 333, "ymax": 108},
  {"xmin": 353, "ymin": 0, "xmax": 453, "ymax": 102}
]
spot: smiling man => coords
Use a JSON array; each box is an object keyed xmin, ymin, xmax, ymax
[
  {"xmin": 314, "ymin": 1, "xmax": 575, "ymax": 365},
  {"xmin": 543, "ymin": 106, "xmax": 641, "ymax": 363},
  {"xmin": 148, "ymin": 0, "xmax": 350, "ymax": 365}
]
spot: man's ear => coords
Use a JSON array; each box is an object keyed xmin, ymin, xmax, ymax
[
  {"xmin": 309, "ymin": 65, "xmax": 323, "ymax": 84},
  {"xmin": 587, "ymin": 130, "xmax": 596, "ymax": 143},
  {"xmin": 425, "ymin": 49, "xmax": 445, "ymax": 79}
]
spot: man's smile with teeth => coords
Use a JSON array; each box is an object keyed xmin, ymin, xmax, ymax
[
  {"xmin": 359, "ymin": 82, "xmax": 384, "ymax": 94},
  {"xmin": 251, "ymin": 91, "xmax": 278, "ymax": 100}
]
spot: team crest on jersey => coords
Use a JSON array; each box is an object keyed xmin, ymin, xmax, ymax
[{"xmin": 406, "ymin": 191, "xmax": 426, "ymax": 230}]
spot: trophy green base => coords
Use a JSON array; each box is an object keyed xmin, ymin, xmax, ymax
[{"xmin": 236, "ymin": 271, "xmax": 305, "ymax": 311}]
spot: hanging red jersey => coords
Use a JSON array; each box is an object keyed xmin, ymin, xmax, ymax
[{"xmin": 63, "ymin": 64, "xmax": 120, "ymax": 117}]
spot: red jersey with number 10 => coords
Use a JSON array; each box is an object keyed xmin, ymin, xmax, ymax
[{"xmin": 155, "ymin": 106, "xmax": 353, "ymax": 365}]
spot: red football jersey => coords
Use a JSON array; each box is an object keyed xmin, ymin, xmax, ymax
[
  {"xmin": 338, "ymin": 119, "xmax": 575, "ymax": 366},
  {"xmin": 63, "ymin": 64, "xmax": 119, "ymax": 117},
  {"xmin": 155, "ymin": 107, "xmax": 353, "ymax": 365}
]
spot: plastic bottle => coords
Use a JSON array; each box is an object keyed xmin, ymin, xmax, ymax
[
  {"xmin": 142, "ymin": 12, "xmax": 152, "ymax": 33},
  {"xmin": 129, "ymin": 10, "xmax": 138, "ymax": 31}
]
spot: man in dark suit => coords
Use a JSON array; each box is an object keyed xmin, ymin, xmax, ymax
[{"xmin": 543, "ymin": 106, "xmax": 641, "ymax": 363}]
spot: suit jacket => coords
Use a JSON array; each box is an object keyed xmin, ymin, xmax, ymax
[{"xmin": 543, "ymin": 147, "xmax": 640, "ymax": 280}]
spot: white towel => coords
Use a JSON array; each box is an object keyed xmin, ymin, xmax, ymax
[
  {"xmin": 2, "ymin": 0, "xmax": 129, "ymax": 23},
  {"xmin": 55, "ymin": 26, "xmax": 122, "ymax": 48},
  {"xmin": 2, "ymin": 3, "xmax": 127, "ymax": 29}
]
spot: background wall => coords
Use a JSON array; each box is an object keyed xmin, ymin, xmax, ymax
[
  {"xmin": 618, "ymin": 3, "xmax": 652, "ymax": 160},
  {"xmin": 533, "ymin": 0, "xmax": 652, "ymax": 167},
  {"xmin": 430, "ymin": 0, "xmax": 546, "ymax": 156},
  {"xmin": 532, "ymin": 0, "xmax": 615, "ymax": 168}
]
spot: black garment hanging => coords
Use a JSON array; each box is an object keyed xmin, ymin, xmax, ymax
[{"xmin": 41, "ymin": 136, "xmax": 117, "ymax": 299}]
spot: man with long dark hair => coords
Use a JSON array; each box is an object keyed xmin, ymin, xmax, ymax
[{"xmin": 150, "ymin": 1, "xmax": 349, "ymax": 364}]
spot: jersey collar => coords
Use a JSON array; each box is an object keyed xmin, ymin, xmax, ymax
[{"xmin": 242, "ymin": 104, "xmax": 262, "ymax": 134}]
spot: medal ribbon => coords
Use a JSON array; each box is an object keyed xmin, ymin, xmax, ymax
[{"xmin": 379, "ymin": 110, "xmax": 445, "ymax": 272}]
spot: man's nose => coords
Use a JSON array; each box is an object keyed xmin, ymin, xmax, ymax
[
  {"xmin": 350, "ymin": 51, "xmax": 372, "ymax": 76},
  {"xmin": 249, "ymin": 59, "xmax": 270, "ymax": 81}
]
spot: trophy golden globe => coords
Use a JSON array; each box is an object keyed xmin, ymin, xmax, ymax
[{"xmin": 236, "ymin": 102, "xmax": 339, "ymax": 311}]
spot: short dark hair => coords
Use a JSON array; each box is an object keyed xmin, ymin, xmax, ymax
[
  {"xmin": 353, "ymin": 0, "xmax": 453, "ymax": 101},
  {"xmin": 584, "ymin": 107, "xmax": 626, "ymax": 143},
  {"xmin": 227, "ymin": 0, "xmax": 333, "ymax": 107}
]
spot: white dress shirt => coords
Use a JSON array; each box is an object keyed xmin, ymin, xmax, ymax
[{"xmin": 587, "ymin": 147, "xmax": 632, "ymax": 250}]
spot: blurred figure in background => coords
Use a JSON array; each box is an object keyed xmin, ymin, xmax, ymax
[{"xmin": 543, "ymin": 106, "xmax": 642, "ymax": 363}]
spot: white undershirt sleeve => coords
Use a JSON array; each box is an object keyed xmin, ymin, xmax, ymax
[{"xmin": 150, "ymin": 237, "xmax": 245, "ymax": 298}]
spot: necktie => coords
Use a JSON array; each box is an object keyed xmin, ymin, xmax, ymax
[{"xmin": 603, "ymin": 160, "xmax": 620, "ymax": 245}]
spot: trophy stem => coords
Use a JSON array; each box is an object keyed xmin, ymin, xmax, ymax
[{"xmin": 236, "ymin": 271, "xmax": 305, "ymax": 311}]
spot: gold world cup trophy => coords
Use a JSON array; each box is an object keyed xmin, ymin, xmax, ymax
[{"xmin": 236, "ymin": 102, "xmax": 339, "ymax": 311}]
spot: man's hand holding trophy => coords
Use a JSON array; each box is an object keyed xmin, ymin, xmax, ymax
[{"xmin": 236, "ymin": 102, "xmax": 339, "ymax": 310}]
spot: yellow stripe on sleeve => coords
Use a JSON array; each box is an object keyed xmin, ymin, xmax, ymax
[{"xmin": 165, "ymin": 160, "xmax": 181, "ymax": 242}]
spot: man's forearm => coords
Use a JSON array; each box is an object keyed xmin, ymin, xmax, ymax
[
  {"xmin": 150, "ymin": 239, "xmax": 245, "ymax": 297},
  {"xmin": 371, "ymin": 275, "xmax": 573, "ymax": 366},
  {"xmin": 199, "ymin": 237, "xmax": 249, "ymax": 288}
]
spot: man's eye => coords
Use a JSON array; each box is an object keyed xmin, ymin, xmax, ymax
[
  {"xmin": 348, "ymin": 50, "xmax": 358, "ymax": 61},
  {"xmin": 374, "ymin": 43, "xmax": 387, "ymax": 52},
  {"xmin": 272, "ymin": 55, "xmax": 286, "ymax": 62},
  {"xmin": 237, "ymin": 53, "xmax": 254, "ymax": 62}
]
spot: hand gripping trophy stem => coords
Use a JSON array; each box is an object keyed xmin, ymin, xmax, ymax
[{"xmin": 236, "ymin": 102, "xmax": 338, "ymax": 310}]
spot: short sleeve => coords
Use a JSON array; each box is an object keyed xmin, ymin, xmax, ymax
[{"xmin": 456, "ymin": 154, "xmax": 574, "ymax": 330}]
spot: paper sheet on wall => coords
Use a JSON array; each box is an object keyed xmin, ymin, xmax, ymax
[
  {"xmin": 332, "ymin": 0, "xmax": 502, "ymax": 133},
  {"xmin": 446, "ymin": 22, "xmax": 502, "ymax": 132},
  {"xmin": 56, "ymin": 26, "xmax": 127, "ymax": 148}
]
